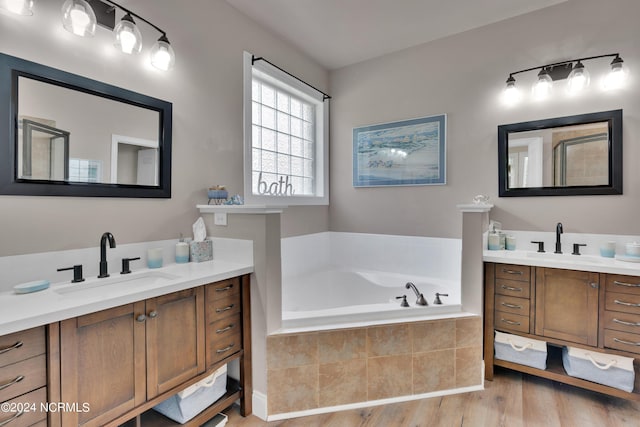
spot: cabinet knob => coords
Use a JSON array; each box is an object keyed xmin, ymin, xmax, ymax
[
  {"xmin": 136, "ymin": 314, "xmax": 146, "ymax": 322},
  {"xmin": 590, "ymin": 282, "xmax": 599, "ymax": 289},
  {"xmin": 148, "ymin": 310, "xmax": 158, "ymax": 318}
]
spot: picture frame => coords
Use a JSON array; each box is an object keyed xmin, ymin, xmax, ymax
[{"xmin": 352, "ymin": 114, "xmax": 446, "ymax": 187}]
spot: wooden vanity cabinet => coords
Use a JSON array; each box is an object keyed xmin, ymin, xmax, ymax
[
  {"xmin": 535, "ymin": 268, "xmax": 599, "ymax": 346},
  {"xmin": 54, "ymin": 275, "xmax": 251, "ymax": 427},
  {"xmin": 59, "ymin": 287, "xmax": 206, "ymax": 427},
  {"xmin": 485, "ymin": 263, "xmax": 640, "ymax": 401},
  {"xmin": 0, "ymin": 326, "xmax": 48, "ymax": 427}
]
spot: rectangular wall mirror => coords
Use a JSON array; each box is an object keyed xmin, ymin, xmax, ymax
[
  {"xmin": 0, "ymin": 53, "xmax": 172, "ymax": 198},
  {"xmin": 498, "ymin": 110, "xmax": 622, "ymax": 197}
]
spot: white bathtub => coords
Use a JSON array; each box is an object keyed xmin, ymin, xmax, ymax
[{"xmin": 281, "ymin": 232, "xmax": 464, "ymax": 331}]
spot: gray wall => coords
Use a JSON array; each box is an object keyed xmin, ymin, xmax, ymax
[
  {"xmin": 0, "ymin": 0, "xmax": 329, "ymax": 256},
  {"xmin": 329, "ymin": 0, "xmax": 640, "ymax": 238}
]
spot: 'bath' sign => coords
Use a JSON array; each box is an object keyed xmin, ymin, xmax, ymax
[{"xmin": 257, "ymin": 172, "xmax": 295, "ymax": 196}]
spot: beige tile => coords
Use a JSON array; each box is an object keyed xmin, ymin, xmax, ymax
[
  {"xmin": 411, "ymin": 319, "xmax": 456, "ymax": 352},
  {"xmin": 367, "ymin": 323, "xmax": 411, "ymax": 357},
  {"xmin": 413, "ymin": 349, "xmax": 455, "ymax": 394},
  {"xmin": 268, "ymin": 365, "xmax": 318, "ymax": 414},
  {"xmin": 455, "ymin": 346, "xmax": 483, "ymax": 388},
  {"xmin": 319, "ymin": 359, "xmax": 367, "ymax": 406},
  {"xmin": 267, "ymin": 333, "xmax": 318, "ymax": 369},
  {"xmin": 318, "ymin": 328, "xmax": 367, "ymax": 363},
  {"xmin": 367, "ymin": 355, "xmax": 412, "ymax": 400},
  {"xmin": 456, "ymin": 316, "xmax": 482, "ymax": 348}
]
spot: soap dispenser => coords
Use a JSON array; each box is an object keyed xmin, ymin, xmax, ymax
[
  {"xmin": 488, "ymin": 223, "xmax": 501, "ymax": 250},
  {"xmin": 175, "ymin": 235, "xmax": 190, "ymax": 263}
]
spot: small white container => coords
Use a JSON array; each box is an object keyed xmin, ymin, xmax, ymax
[
  {"xmin": 562, "ymin": 346, "xmax": 635, "ymax": 392},
  {"xmin": 494, "ymin": 331, "xmax": 547, "ymax": 370},
  {"xmin": 625, "ymin": 242, "xmax": 640, "ymax": 257},
  {"xmin": 153, "ymin": 364, "xmax": 227, "ymax": 423}
]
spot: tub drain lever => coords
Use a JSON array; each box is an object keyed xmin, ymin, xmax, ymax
[
  {"xmin": 396, "ymin": 295, "xmax": 410, "ymax": 307},
  {"xmin": 434, "ymin": 293, "xmax": 449, "ymax": 305}
]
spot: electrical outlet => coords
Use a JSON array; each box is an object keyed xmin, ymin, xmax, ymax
[{"xmin": 214, "ymin": 212, "xmax": 227, "ymax": 226}]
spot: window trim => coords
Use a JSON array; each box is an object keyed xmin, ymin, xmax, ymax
[{"xmin": 243, "ymin": 51, "xmax": 329, "ymax": 206}]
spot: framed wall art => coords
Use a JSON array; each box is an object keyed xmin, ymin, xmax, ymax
[{"xmin": 353, "ymin": 114, "xmax": 446, "ymax": 187}]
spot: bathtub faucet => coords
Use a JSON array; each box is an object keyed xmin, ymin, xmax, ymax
[{"xmin": 405, "ymin": 282, "xmax": 428, "ymax": 306}]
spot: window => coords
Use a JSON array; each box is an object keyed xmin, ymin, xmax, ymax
[
  {"xmin": 243, "ymin": 52, "xmax": 329, "ymax": 205},
  {"xmin": 68, "ymin": 158, "xmax": 102, "ymax": 183}
]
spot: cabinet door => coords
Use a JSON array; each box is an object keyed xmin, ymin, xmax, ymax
[
  {"xmin": 60, "ymin": 303, "xmax": 146, "ymax": 427},
  {"xmin": 146, "ymin": 287, "xmax": 205, "ymax": 399},
  {"xmin": 535, "ymin": 268, "xmax": 599, "ymax": 346}
]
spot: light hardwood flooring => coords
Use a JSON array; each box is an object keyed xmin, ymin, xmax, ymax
[{"xmin": 222, "ymin": 368, "xmax": 640, "ymax": 427}]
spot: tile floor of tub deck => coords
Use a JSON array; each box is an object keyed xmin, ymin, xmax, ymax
[{"xmin": 266, "ymin": 316, "xmax": 482, "ymax": 415}]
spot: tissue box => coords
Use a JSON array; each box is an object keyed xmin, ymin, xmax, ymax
[
  {"xmin": 494, "ymin": 331, "xmax": 547, "ymax": 370},
  {"xmin": 190, "ymin": 239, "xmax": 213, "ymax": 262},
  {"xmin": 562, "ymin": 346, "xmax": 635, "ymax": 392},
  {"xmin": 153, "ymin": 364, "xmax": 227, "ymax": 423}
]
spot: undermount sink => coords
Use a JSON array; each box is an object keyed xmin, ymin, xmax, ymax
[
  {"xmin": 525, "ymin": 251, "xmax": 604, "ymax": 264},
  {"xmin": 53, "ymin": 271, "xmax": 179, "ymax": 295}
]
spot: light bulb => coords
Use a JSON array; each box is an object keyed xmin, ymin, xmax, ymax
[
  {"xmin": 532, "ymin": 68, "xmax": 553, "ymax": 100},
  {"xmin": 150, "ymin": 36, "xmax": 175, "ymax": 71},
  {"xmin": 114, "ymin": 13, "xmax": 142, "ymax": 54},
  {"xmin": 4, "ymin": 0, "xmax": 34, "ymax": 15},
  {"xmin": 567, "ymin": 61, "xmax": 590, "ymax": 94},
  {"xmin": 503, "ymin": 76, "xmax": 521, "ymax": 105},
  {"xmin": 61, "ymin": 0, "xmax": 96, "ymax": 37},
  {"xmin": 603, "ymin": 56, "xmax": 628, "ymax": 90}
]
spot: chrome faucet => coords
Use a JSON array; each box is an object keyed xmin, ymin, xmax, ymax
[
  {"xmin": 99, "ymin": 232, "xmax": 116, "ymax": 278},
  {"xmin": 555, "ymin": 222, "xmax": 563, "ymax": 254},
  {"xmin": 405, "ymin": 282, "xmax": 428, "ymax": 306}
]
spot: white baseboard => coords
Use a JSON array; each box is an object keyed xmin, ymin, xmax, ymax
[
  {"xmin": 252, "ymin": 390, "xmax": 268, "ymax": 421},
  {"xmin": 265, "ymin": 384, "xmax": 484, "ymax": 422}
]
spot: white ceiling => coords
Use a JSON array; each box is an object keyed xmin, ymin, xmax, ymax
[{"xmin": 226, "ymin": 0, "xmax": 568, "ymax": 70}]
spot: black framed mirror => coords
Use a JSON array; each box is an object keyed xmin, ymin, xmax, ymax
[
  {"xmin": 498, "ymin": 109, "xmax": 622, "ymax": 197},
  {"xmin": 0, "ymin": 53, "xmax": 172, "ymax": 197}
]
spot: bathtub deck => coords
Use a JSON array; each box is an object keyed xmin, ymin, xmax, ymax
[{"xmin": 222, "ymin": 367, "xmax": 640, "ymax": 426}]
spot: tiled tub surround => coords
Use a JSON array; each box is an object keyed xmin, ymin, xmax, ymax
[
  {"xmin": 266, "ymin": 316, "xmax": 482, "ymax": 418},
  {"xmin": 281, "ymin": 232, "xmax": 463, "ymax": 331}
]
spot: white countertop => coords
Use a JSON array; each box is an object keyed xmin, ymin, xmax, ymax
[
  {"xmin": 0, "ymin": 259, "xmax": 253, "ymax": 336},
  {"xmin": 484, "ymin": 250, "xmax": 640, "ymax": 276}
]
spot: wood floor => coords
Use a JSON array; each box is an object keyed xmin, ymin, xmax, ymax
[{"xmin": 222, "ymin": 368, "xmax": 640, "ymax": 427}]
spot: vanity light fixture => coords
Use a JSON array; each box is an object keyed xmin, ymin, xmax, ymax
[
  {"xmin": 9, "ymin": 0, "xmax": 175, "ymax": 71},
  {"xmin": 61, "ymin": 0, "xmax": 97, "ymax": 37},
  {"xmin": 113, "ymin": 12, "xmax": 142, "ymax": 55},
  {"xmin": 504, "ymin": 53, "xmax": 627, "ymax": 104},
  {"xmin": 2, "ymin": 0, "xmax": 35, "ymax": 15}
]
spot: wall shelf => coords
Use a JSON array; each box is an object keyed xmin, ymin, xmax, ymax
[{"xmin": 197, "ymin": 204, "xmax": 287, "ymax": 214}]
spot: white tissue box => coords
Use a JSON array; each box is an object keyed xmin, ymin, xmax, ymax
[
  {"xmin": 494, "ymin": 331, "xmax": 547, "ymax": 370},
  {"xmin": 190, "ymin": 239, "xmax": 213, "ymax": 262},
  {"xmin": 562, "ymin": 346, "xmax": 635, "ymax": 393},
  {"xmin": 152, "ymin": 364, "xmax": 227, "ymax": 423}
]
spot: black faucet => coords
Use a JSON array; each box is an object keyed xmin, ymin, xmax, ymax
[
  {"xmin": 99, "ymin": 232, "xmax": 116, "ymax": 278},
  {"xmin": 555, "ymin": 222, "xmax": 563, "ymax": 254}
]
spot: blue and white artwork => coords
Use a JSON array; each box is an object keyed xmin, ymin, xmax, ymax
[{"xmin": 353, "ymin": 114, "xmax": 446, "ymax": 187}]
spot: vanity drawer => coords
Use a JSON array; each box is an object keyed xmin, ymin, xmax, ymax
[
  {"xmin": 495, "ymin": 264, "xmax": 530, "ymax": 282},
  {"xmin": 603, "ymin": 310, "xmax": 640, "ymax": 335},
  {"xmin": 495, "ymin": 294, "xmax": 530, "ymax": 316},
  {"xmin": 606, "ymin": 275, "xmax": 640, "ymax": 296},
  {"xmin": 207, "ymin": 313, "xmax": 242, "ymax": 341},
  {"xmin": 0, "ymin": 386, "xmax": 47, "ymax": 427},
  {"xmin": 495, "ymin": 279, "xmax": 531, "ymax": 299},
  {"xmin": 206, "ymin": 277, "xmax": 241, "ymax": 301},
  {"xmin": 604, "ymin": 329, "xmax": 640, "ymax": 355},
  {"xmin": 0, "ymin": 327, "xmax": 45, "ymax": 368},
  {"xmin": 605, "ymin": 292, "xmax": 640, "ymax": 316},
  {"xmin": 0, "ymin": 354, "xmax": 46, "ymax": 403},
  {"xmin": 207, "ymin": 293, "xmax": 242, "ymax": 323},
  {"xmin": 495, "ymin": 311, "xmax": 530, "ymax": 334},
  {"xmin": 207, "ymin": 332, "xmax": 241, "ymax": 367}
]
